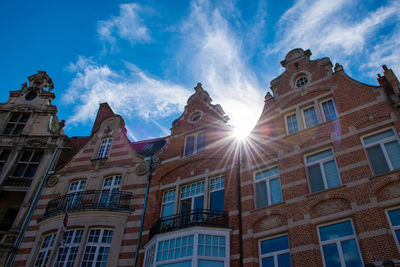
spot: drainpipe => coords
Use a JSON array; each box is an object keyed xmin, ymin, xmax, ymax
[
  {"xmin": 133, "ymin": 155, "xmax": 152, "ymax": 267},
  {"xmin": 236, "ymin": 142, "xmax": 243, "ymax": 266},
  {"xmin": 5, "ymin": 146, "xmax": 68, "ymax": 267}
]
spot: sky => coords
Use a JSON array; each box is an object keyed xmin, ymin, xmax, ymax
[{"xmin": 1, "ymin": 0, "xmax": 399, "ymax": 141}]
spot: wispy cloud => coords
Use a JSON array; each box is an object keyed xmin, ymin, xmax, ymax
[
  {"xmin": 97, "ymin": 3, "xmax": 150, "ymax": 47},
  {"xmin": 63, "ymin": 56, "xmax": 190, "ymax": 126}
]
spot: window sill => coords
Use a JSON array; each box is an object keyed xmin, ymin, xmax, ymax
[
  {"xmin": 182, "ymin": 151, "xmax": 205, "ymax": 160},
  {"xmin": 250, "ymin": 201, "xmax": 287, "ymax": 214},
  {"xmin": 369, "ymin": 168, "xmax": 400, "ymax": 181},
  {"xmin": 305, "ymin": 184, "xmax": 346, "ymax": 198},
  {"xmin": 91, "ymin": 157, "xmax": 109, "ymax": 162}
]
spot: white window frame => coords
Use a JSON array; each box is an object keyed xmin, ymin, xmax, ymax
[
  {"xmin": 301, "ymin": 105, "xmax": 319, "ymax": 129},
  {"xmin": 143, "ymin": 228, "xmax": 230, "ymax": 267},
  {"xmin": 317, "ymin": 219, "xmax": 363, "ymax": 267},
  {"xmin": 361, "ymin": 127, "xmax": 400, "ymax": 175},
  {"xmin": 254, "ymin": 166, "xmax": 283, "ymax": 208},
  {"xmin": 304, "ymin": 148, "xmax": 341, "ymax": 193},
  {"xmin": 183, "ymin": 131, "xmax": 206, "ymax": 157},
  {"xmin": 320, "ymin": 98, "xmax": 338, "ymax": 122},
  {"xmin": 386, "ymin": 207, "xmax": 400, "ymax": 252},
  {"xmin": 258, "ymin": 234, "xmax": 291, "ymax": 267},
  {"xmin": 54, "ymin": 229, "xmax": 84, "ymax": 267},
  {"xmin": 97, "ymin": 138, "xmax": 112, "ymax": 159},
  {"xmin": 285, "ymin": 112, "xmax": 299, "ymax": 135},
  {"xmin": 161, "ymin": 188, "xmax": 176, "ymax": 217},
  {"xmin": 68, "ymin": 180, "xmax": 86, "ymax": 206},
  {"xmin": 34, "ymin": 232, "xmax": 57, "ymax": 267},
  {"xmin": 101, "ymin": 175, "xmax": 121, "ymax": 205},
  {"xmin": 81, "ymin": 228, "xmax": 114, "ymax": 266},
  {"xmin": 180, "ymin": 180, "xmax": 205, "ymax": 212}
]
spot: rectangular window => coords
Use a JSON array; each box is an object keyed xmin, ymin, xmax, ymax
[
  {"xmin": 302, "ymin": 106, "xmax": 318, "ymax": 128},
  {"xmin": 13, "ymin": 150, "xmax": 43, "ymax": 178},
  {"xmin": 68, "ymin": 180, "xmax": 87, "ymax": 206},
  {"xmin": 387, "ymin": 208, "xmax": 400, "ymax": 252},
  {"xmin": 101, "ymin": 176, "xmax": 121, "ymax": 206},
  {"xmin": 184, "ymin": 132, "xmax": 206, "ymax": 157},
  {"xmin": 362, "ymin": 128, "xmax": 400, "ymax": 175},
  {"xmin": 210, "ymin": 177, "xmax": 225, "ymax": 211},
  {"xmin": 318, "ymin": 221, "xmax": 363, "ymax": 267},
  {"xmin": 156, "ymin": 235, "xmax": 194, "ymax": 262},
  {"xmin": 54, "ymin": 229, "xmax": 83, "ymax": 267},
  {"xmin": 255, "ymin": 167, "xmax": 283, "ymax": 208},
  {"xmin": 286, "ymin": 113, "xmax": 299, "ymax": 135},
  {"xmin": 321, "ymin": 99, "xmax": 338, "ymax": 121},
  {"xmin": 305, "ymin": 149, "xmax": 341, "ymax": 193},
  {"xmin": 162, "ymin": 189, "xmax": 176, "ymax": 217},
  {"xmin": 180, "ymin": 181, "xmax": 205, "ymax": 213},
  {"xmin": 34, "ymin": 233, "xmax": 56, "ymax": 267},
  {"xmin": 0, "ymin": 148, "xmax": 11, "ymax": 174},
  {"xmin": 97, "ymin": 138, "xmax": 112, "ymax": 159},
  {"xmin": 81, "ymin": 229, "xmax": 113, "ymax": 266},
  {"xmin": 259, "ymin": 235, "xmax": 292, "ymax": 267},
  {"xmin": 2, "ymin": 112, "xmax": 30, "ymax": 135}
]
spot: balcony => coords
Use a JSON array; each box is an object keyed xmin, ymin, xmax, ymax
[
  {"xmin": 1, "ymin": 176, "xmax": 32, "ymax": 188},
  {"xmin": 149, "ymin": 209, "xmax": 229, "ymax": 239},
  {"xmin": 43, "ymin": 190, "xmax": 132, "ymax": 218}
]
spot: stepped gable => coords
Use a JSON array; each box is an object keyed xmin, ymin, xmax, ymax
[{"xmin": 90, "ymin": 102, "xmax": 115, "ymax": 136}]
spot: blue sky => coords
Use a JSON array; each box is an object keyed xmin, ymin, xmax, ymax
[{"xmin": 1, "ymin": 0, "xmax": 399, "ymax": 140}]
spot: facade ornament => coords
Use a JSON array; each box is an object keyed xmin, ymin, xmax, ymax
[{"xmin": 334, "ymin": 63, "xmax": 343, "ymax": 72}]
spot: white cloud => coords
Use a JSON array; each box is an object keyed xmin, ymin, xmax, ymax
[
  {"xmin": 97, "ymin": 3, "xmax": 150, "ymax": 46},
  {"xmin": 62, "ymin": 56, "xmax": 190, "ymax": 126}
]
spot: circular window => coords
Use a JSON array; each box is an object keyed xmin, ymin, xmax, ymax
[
  {"xmin": 189, "ymin": 111, "xmax": 203, "ymax": 123},
  {"xmin": 25, "ymin": 91, "xmax": 37, "ymax": 101},
  {"xmin": 295, "ymin": 76, "xmax": 308, "ymax": 87}
]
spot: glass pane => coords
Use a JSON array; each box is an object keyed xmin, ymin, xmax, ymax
[
  {"xmin": 286, "ymin": 114, "xmax": 299, "ymax": 135},
  {"xmin": 210, "ymin": 190, "xmax": 225, "ymax": 211},
  {"xmin": 322, "ymin": 100, "xmax": 337, "ymax": 121},
  {"xmin": 395, "ymin": 229, "xmax": 400, "ymax": 244},
  {"xmin": 261, "ymin": 256, "xmax": 275, "ymax": 267},
  {"xmin": 184, "ymin": 136, "xmax": 195, "ymax": 156},
  {"xmin": 278, "ymin": 252, "xmax": 292, "ymax": 267},
  {"xmin": 323, "ymin": 160, "xmax": 340, "ymax": 188},
  {"xmin": 367, "ymin": 146, "xmax": 390, "ymax": 175},
  {"xmin": 308, "ymin": 165, "xmax": 325, "ymax": 192},
  {"xmin": 303, "ymin": 107, "xmax": 318, "ymax": 128},
  {"xmin": 322, "ymin": 243, "xmax": 341, "ymax": 267},
  {"xmin": 180, "ymin": 199, "xmax": 191, "ymax": 213},
  {"xmin": 388, "ymin": 209, "xmax": 400, "ymax": 226},
  {"xmin": 341, "ymin": 239, "xmax": 363, "ymax": 267},
  {"xmin": 198, "ymin": 259, "xmax": 224, "ymax": 267},
  {"xmin": 163, "ymin": 203, "xmax": 174, "ymax": 217},
  {"xmin": 260, "ymin": 235, "xmax": 289, "ymax": 254},
  {"xmin": 158, "ymin": 260, "xmax": 192, "ymax": 267},
  {"xmin": 364, "ymin": 129, "xmax": 395, "ymax": 145},
  {"xmin": 256, "ymin": 181, "xmax": 268, "ymax": 208},
  {"xmin": 197, "ymin": 132, "xmax": 206, "ymax": 152},
  {"xmin": 306, "ymin": 149, "xmax": 333, "ymax": 164},
  {"xmin": 319, "ymin": 221, "xmax": 354, "ymax": 241},
  {"xmin": 194, "ymin": 195, "xmax": 204, "ymax": 210},
  {"xmin": 385, "ymin": 140, "xmax": 400, "ymax": 169},
  {"xmin": 269, "ymin": 178, "xmax": 283, "ymax": 204},
  {"xmin": 256, "ymin": 167, "xmax": 279, "ymax": 180}
]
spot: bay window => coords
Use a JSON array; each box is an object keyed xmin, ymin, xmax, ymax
[
  {"xmin": 81, "ymin": 229, "xmax": 114, "ymax": 266},
  {"xmin": 34, "ymin": 233, "xmax": 56, "ymax": 267},
  {"xmin": 54, "ymin": 229, "xmax": 83, "ymax": 267}
]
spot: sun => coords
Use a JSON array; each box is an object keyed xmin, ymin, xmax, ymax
[{"xmin": 233, "ymin": 125, "xmax": 250, "ymax": 140}]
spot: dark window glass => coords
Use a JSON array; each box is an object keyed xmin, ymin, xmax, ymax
[
  {"xmin": 210, "ymin": 190, "xmax": 224, "ymax": 211},
  {"xmin": 13, "ymin": 150, "xmax": 42, "ymax": 178},
  {"xmin": 308, "ymin": 164, "xmax": 325, "ymax": 192},
  {"xmin": 367, "ymin": 145, "xmax": 390, "ymax": 175},
  {"xmin": 2, "ymin": 112, "xmax": 30, "ymax": 135}
]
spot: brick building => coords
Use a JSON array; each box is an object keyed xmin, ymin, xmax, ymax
[{"xmin": 12, "ymin": 48, "xmax": 400, "ymax": 267}]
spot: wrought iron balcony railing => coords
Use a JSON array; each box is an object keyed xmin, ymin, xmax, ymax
[
  {"xmin": 1, "ymin": 176, "xmax": 32, "ymax": 188},
  {"xmin": 43, "ymin": 190, "xmax": 132, "ymax": 218},
  {"xmin": 149, "ymin": 209, "xmax": 229, "ymax": 239}
]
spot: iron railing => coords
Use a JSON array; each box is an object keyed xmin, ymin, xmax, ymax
[
  {"xmin": 1, "ymin": 177, "xmax": 32, "ymax": 188},
  {"xmin": 43, "ymin": 190, "xmax": 132, "ymax": 217},
  {"xmin": 149, "ymin": 209, "xmax": 228, "ymax": 239}
]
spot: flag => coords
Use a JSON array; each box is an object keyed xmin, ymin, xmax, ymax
[{"xmin": 61, "ymin": 203, "xmax": 70, "ymax": 245}]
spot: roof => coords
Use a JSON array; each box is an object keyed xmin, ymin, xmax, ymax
[
  {"xmin": 90, "ymin": 103, "xmax": 115, "ymax": 136},
  {"xmin": 131, "ymin": 137, "xmax": 166, "ymax": 157},
  {"xmin": 56, "ymin": 136, "xmax": 90, "ymax": 169}
]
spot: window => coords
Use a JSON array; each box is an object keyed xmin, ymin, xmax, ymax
[
  {"xmin": 210, "ymin": 177, "xmax": 225, "ymax": 212},
  {"xmin": 321, "ymin": 99, "xmax": 338, "ymax": 121},
  {"xmin": 13, "ymin": 150, "xmax": 43, "ymax": 178},
  {"xmin": 68, "ymin": 180, "xmax": 87, "ymax": 206},
  {"xmin": 259, "ymin": 235, "xmax": 292, "ymax": 267},
  {"xmin": 0, "ymin": 148, "xmax": 11, "ymax": 174},
  {"xmin": 255, "ymin": 167, "xmax": 283, "ymax": 208},
  {"xmin": 295, "ymin": 76, "xmax": 308, "ymax": 87},
  {"xmin": 145, "ymin": 229, "xmax": 229, "ymax": 267},
  {"xmin": 305, "ymin": 149, "xmax": 341, "ymax": 193},
  {"xmin": 2, "ymin": 112, "xmax": 30, "ymax": 135},
  {"xmin": 81, "ymin": 229, "xmax": 113, "ymax": 267},
  {"xmin": 285, "ymin": 113, "xmax": 299, "ymax": 135},
  {"xmin": 162, "ymin": 189, "xmax": 176, "ymax": 217},
  {"xmin": 387, "ymin": 208, "xmax": 400, "ymax": 251},
  {"xmin": 54, "ymin": 229, "xmax": 84, "ymax": 267},
  {"xmin": 362, "ymin": 128, "xmax": 400, "ymax": 175},
  {"xmin": 318, "ymin": 220, "xmax": 363, "ymax": 267},
  {"xmin": 34, "ymin": 233, "xmax": 56, "ymax": 267},
  {"xmin": 302, "ymin": 106, "xmax": 318, "ymax": 129},
  {"xmin": 184, "ymin": 132, "xmax": 205, "ymax": 157},
  {"xmin": 189, "ymin": 111, "xmax": 203, "ymax": 123},
  {"xmin": 101, "ymin": 176, "xmax": 121, "ymax": 206},
  {"xmin": 180, "ymin": 181, "xmax": 205, "ymax": 213},
  {"xmin": 97, "ymin": 138, "xmax": 112, "ymax": 159}
]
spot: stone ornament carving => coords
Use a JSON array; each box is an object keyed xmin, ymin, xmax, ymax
[
  {"xmin": 260, "ymin": 217, "xmax": 281, "ymax": 231},
  {"xmin": 26, "ymin": 138, "xmax": 47, "ymax": 147},
  {"xmin": 47, "ymin": 175, "xmax": 58, "ymax": 187},
  {"xmin": 135, "ymin": 164, "xmax": 147, "ymax": 176},
  {"xmin": 317, "ymin": 201, "xmax": 341, "ymax": 216}
]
